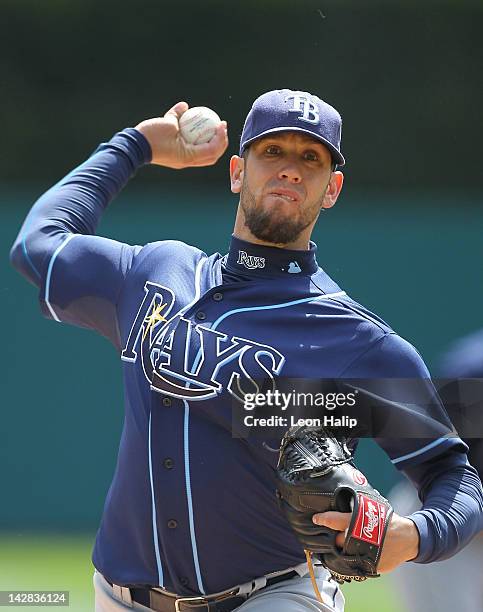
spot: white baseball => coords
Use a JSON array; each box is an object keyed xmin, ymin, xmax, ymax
[{"xmin": 179, "ymin": 106, "xmax": 221, "ymax": 145}]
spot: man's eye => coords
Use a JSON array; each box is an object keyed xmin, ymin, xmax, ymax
[
  {"xmin": 265, "ymin": 145, "xmax": 281, "ymax": 155},
  {"xmin": 304, "ymin": 151, "xmax": 319, "ymax": 162}
]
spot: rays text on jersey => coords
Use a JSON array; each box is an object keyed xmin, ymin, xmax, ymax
[{"xmin": 121, "ymin": 281, "xmax": 285, "ymax": 402}]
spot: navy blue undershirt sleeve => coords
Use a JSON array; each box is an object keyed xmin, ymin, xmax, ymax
[
  {"xmin": 403, "ymin": 450, "xmax": 483, "ymax": 562},
  {"xmin": 343, "ymin": 331, "xmax": 483, "ymax": 562},
  {"xmin": 10, "ymin": 129, "xmax": 152, "ymax": 346}
]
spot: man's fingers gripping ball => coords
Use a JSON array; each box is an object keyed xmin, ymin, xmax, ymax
[
  {"xmin": 163, "ymin": 100, "xmax": 190, "ymax": 122},
  {"xmin": 135, "ymin": 102, "xmax": 228, "ymax": 169},
  {"xmin": 180, "ymin": 121, "xmax": 228, "ymax": 167},
  {"xmin": 177, "ymin": 105, "xmax": 228, "ymax": 167}
]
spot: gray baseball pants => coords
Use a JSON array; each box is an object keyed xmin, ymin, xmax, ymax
[{"xmin": 93, "ymin": 567, "xmax": 345, "ymax": 611}]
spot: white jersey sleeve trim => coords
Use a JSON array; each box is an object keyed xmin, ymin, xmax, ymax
[
  {"xmin": 391, "ymin": 437, "xmax": 449, "ymax": 465},
  {"xmin": 44, "ymin": 234, "xmax": 78, "ymax": 322}
]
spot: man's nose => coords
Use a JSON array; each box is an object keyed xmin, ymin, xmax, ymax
[{"xmin": 278, "ymin": 162, "xmax": 302, "ymax": 183}]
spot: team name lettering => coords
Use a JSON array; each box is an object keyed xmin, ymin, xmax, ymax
[
  {"xmin": 237, "ymin": 250, "xmax": 265, "ymax": 270},
  {"xmin": 121, "ymin": 282, "xmax": 285, "ymax": 402}
]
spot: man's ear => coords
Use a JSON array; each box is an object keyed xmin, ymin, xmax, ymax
[
  {"xmin": 321, "ymin": 171, "xmax": 344, "ymax": 210},
  {"xmin": 230, "ymin": 155, "xmax": 245, "ymax": 194}
]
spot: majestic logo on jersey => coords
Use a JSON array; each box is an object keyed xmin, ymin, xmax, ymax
[
  {"xmin": 237, "ymin": 250, "xmax": 266, "ymax": 270},
  {"xmin": 285, "ymin": 94, "xmax": 320, "ymax": 125},
  {"xmin": 288, "ymin": 261, "xmax": 301, "ymax": 274},
  {"xmin": 121, "ymin": 282, "xmax": 285, "ymax": 402}
]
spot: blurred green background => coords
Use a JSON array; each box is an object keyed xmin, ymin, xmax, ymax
[{"xmin": 1, "ymin": 1, "xmax": 482, "ymax": 610}]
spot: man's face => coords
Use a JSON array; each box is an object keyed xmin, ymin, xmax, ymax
[{"xmin": 230, "ymin": 132, "xmax": 342, "ymax": 245}]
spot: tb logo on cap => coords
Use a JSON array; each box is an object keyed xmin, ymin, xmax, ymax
[{"xmin": 285, "ymin": 94, "xmax": 320, "ymax": 125}]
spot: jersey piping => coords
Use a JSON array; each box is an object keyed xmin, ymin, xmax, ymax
[
  {"xmin": 391, "ymin": 437, "xmax": 451, "ymax": 465},
  {"xmin": 44, "ymin": 233, "xmax": 78, "ymax": 322},
  {"xmin": 148, "ymin": 411, "xmax": 164, "ymax": 585}
]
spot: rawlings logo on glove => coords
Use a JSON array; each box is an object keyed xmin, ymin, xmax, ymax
[
  {"xmin": 275, "ymin": 425, "xmax": 393, "ymax": 584},
  {"xmin": 354, "ymin": 494, "xmax": 387, "ymax": 545}
]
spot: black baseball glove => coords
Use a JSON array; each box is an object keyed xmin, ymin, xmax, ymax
[{"xmin": 276, "ymin": 425, "xmax": 393, "ymax": 583}]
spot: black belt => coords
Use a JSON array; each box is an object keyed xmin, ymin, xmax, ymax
[{"xmin": 105, "ymin": 570, "xmax": 298, "ymax": 612}]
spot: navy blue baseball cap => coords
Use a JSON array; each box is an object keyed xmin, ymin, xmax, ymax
[{"xmin": 240, "ymin": 89, "xmax": 345, "ymax": 166}]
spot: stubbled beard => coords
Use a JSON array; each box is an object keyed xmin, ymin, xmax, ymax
[{"xmin": 240, "ymin": 182, "xmax": 323, "ymax": 245}]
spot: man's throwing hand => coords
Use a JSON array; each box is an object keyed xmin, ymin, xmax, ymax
[{"xmin": 135, "ymin": 102, "xmax": 228, "ymax": 169}]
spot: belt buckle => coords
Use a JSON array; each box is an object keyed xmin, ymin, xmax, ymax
[{"xmin": 174, "ymin": 595, "xmax": 208, "ymax": 612}]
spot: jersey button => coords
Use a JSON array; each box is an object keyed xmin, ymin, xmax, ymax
[
  {"xmin": 180, "ymin": 577, "xmax": 189, "ymax": 587},
  {"xmin": 162, "ymin": 397, "xmax": 172, "ymax": 407},
  {"xmin": 212, "ymin": 292, "xmax": 223, "ymax": 302},
  {"xmin": 163, "ymin": 458, "xmax": 174, "ymax": 470},
  {"xmin": 167, "ymin": 519, "xmax": 178, "ymax": 529},
  {"xmin": 195, "ymin": 311, "xmax": 206, "ymax": 321}
]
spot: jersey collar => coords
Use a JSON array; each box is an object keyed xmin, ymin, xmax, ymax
[{"xmin": 224, "ymin": 236, "xmax": 319, "ymax": 278}]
